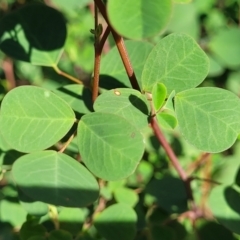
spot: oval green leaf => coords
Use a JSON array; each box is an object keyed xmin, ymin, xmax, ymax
[
  {"xmin": 0, "ymin": 86, "xmax": 75, "ymax": 152},
  {"xmin": 152, "ymin": 83, "xmax": 167, "ymax": 112},
  {"xmin": 175, "ymin": 87, "xmax": 240, "ymax": 153},
  {"xmin": 157, "ymin": 112, "xmax": 177, "ymax": 130},
  {"xmin": 114, "ymin": 187, "xmax": 139, "ymax": 207},
  {"xmin": 77, "ymin": 112, "xmax": 145, "ymax": 181},
  {"xmin": 94, "ymin": 203, "xmax": 137, "ymax": 240},
  {"xmin": 94, "ymin": 88, "xmax": 149, "ymax": 130},
  {"xmin": 142, "ymin": 33, "xmax": 209, "ymax": 93},
  {"xmin": 12, "ymin": 151, "xmax": 99, "ymax": 207},
  {"xmin": 107, "ymin": 0, "xmax": 172, "ymax": 40},
  {"xmin": 0, "ymin": 3, "xmax": 66, "ymax": 66}
]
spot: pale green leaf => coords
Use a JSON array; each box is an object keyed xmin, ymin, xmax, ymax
[
  {"xmin": 175, "ymin": 87, "xmax": 240, "ymax": 152},
  {"xmin": 94, "ymin": 203, "xmax": 137, "ymax": 240},
  {"xmin": 157, "ymin": 112, "xmax": 177, "ymax": 130},
  {"xmin": 0, "ymin": 200, "xmax": 27, "ymax": 228},
  {"xmin": 0, "ymin": 86, "xmax": 75, "ymax": 152},
  {"xmin": 174, "ymin": 0, "xmax": 192, "ymax": 4},
  {"xmin": 152, "ymin": 83, "xmax": 167, "ymax": 112},
  {"xmin": 107, "ymin": 0, "xmax": 172, "ymax": 40},
  {"xmin": 142, "ymin": 33, "xmax": 209, "ymax": 93},
  {"xmin": 94, "ymin": 88, "xmax": 149, "ymax": 130},
  {"xmin": 77, "ymin": 112, "xmax": 145, "ymax": 181},
  {"xmin": 12, "ymin": 151, "xmax": 99, "ymax": 207},
  {"xmin": 209, "ymin": 27, "xmax": 240, "ymax": 69},
  {"xmin": 114, "ymin": 187, "xmax": 139, "ymax": 207}
]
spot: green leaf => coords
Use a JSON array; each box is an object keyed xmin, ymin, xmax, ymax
[
  {"xmin": 20, "ymin": 220, "xmax": 47, "ymax": 240},
  {"xmin": 0, "ymin": 200, "xmax": 27, "ymax": 228},
  {"xmin": 107, "ymin": 0, "xmax": 172, "ymax": 40},
  {"xmin": 156, "ymin": 112, "xmax": 178, "ymax": 130},
  {"xmin": 114, "ymin": 187, "xmax": 139, "ymax": 207},
  {"xmin": 19, "ymin": 189, "xmax": 49, "ymax": 216},
  {"xmin": 59, "ymin": 207, "xmax": 85, "ymax": 235},
  {"xmin": 51, "ymin": 0, "xmax": 91, "ymax": 13},
  {"xmin": 142, "ymin": 33, "xmax": 209, "ymax": 93},
  {"xmin": 208, "ymin": 185, "xmax": 240, "ymax": 234},
  {"xmin": 175, "ymin": 87, "xmax": 240, "ymax": 152},
  {"xmin": 54, "ymin": 84, "xmax": 93, "ymax": 118},
  {"xmin": 0, "ymin": 3, "xmax": 66, "ymax": 66},
  {"xmin": 209, "ymin": 27, "xmax": 240, "ymax": 69},
  {"xmin": 145, "ymin": 176, "xmax": 188, "ymax": 214},
  {"xmin": 12, "ymin": 151, "xmax": 99, "ymax": 207},
  {"xmin": 77, "ymin": 112, "xmax": 145, "ymax": 181},
  {"xmin": 100, "ymin": 40, "xmax": 153, "ymax": 89},
  {"xmin": 0, "ymin": 86, "xmax": 75, "ymax": 153},
  {"xmin": 49, "ymin": 230, "xmax": 72, "ymax": 240},
  {"xmin": 94, "ymin": 88, "xmax": 150, "ymax": 130},
  {"xmin": 174, "ymin": 0, "xmax": 192, "ymax": 4},
  {"xmin": 166, "ymin": 2, "xmax": 199, "ymax": 39},
  {"xmin": 94, "ymin": 203, "xmax": 137, "ymax": 240},
  {"xmin": 152, "ymin": 83, "xmax": 167, "ymax": 112}
]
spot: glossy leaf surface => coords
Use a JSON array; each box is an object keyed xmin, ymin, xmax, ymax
[
  {"xmin": 107, "ymin": 0, "xmax": 172, "ymax": 40},
  {"xmin": 94, "ymin": 203, "xmax": 137, "ymax": 240},
  {"xmin": 142, "ymin": 33, "xmax": 209, "ymax": 92},
  {"xmin": 175, "ymin": 87, "xmax": 240, "ymax": 152},
  {"xmin": 0, "ymin": 86, "xmax": 75, "ymax": 152},
  {"xmin": 12, "ymin": 151, "xmax": 99, "ymax": 207},
  {"xmin": 77, "ymin": 112, "xmax": 145, "ymax": 181}
]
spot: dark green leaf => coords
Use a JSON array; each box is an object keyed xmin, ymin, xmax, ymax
[
  {"xmin": 94, "ymin": 203, "xmax": 137, "ymax": 240},
  {"xmin": 0, "ymin": 3, "xmax": 66, "ymax": 66}
]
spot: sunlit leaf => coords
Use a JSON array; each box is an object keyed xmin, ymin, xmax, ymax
[
  {"xmin": 94, "ymin": 88, "xmax": 149, "ymax": 130},
  {"xmin": 152, "ymin": 83, "xmax": 167, "ymax": 112},
  {"xmin": 107, "ymin": 0, "xmax": 172, "ymax": 39},
  {"xmin": 142, "ymin": 33, "xmax": 209, "ymax": 92},
  {"xmin": 77, "ymin": 112, "xmax": 145, "ymax": 181},
  {"xmin": 0, "ymin": 86, "xmax": 75, "ymax": 152},
  {"xmin": 175, "ymin": 87, "xmax": 240, "ymax": 152}
]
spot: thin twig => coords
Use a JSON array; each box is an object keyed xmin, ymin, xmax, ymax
[
  {"xmin": 2, "ymin": 57, "xmax": 16, "ymax": 90},
  {"xmin": 92, "ymin": 26, "xmax": 111, "ymax": 102},
  {"xmin": 53, "ymin": 65, "xmax": 83, "ymax": 84}
]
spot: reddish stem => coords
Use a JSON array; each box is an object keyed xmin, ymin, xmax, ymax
[{"xmin": 94, "ymin": 0, "xmax": 140, "ymax": 91}]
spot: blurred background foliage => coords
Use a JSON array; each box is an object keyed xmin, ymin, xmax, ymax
[{"xmin": 0, "ymin": 0, "xmax": 240, "ymax": 239}]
